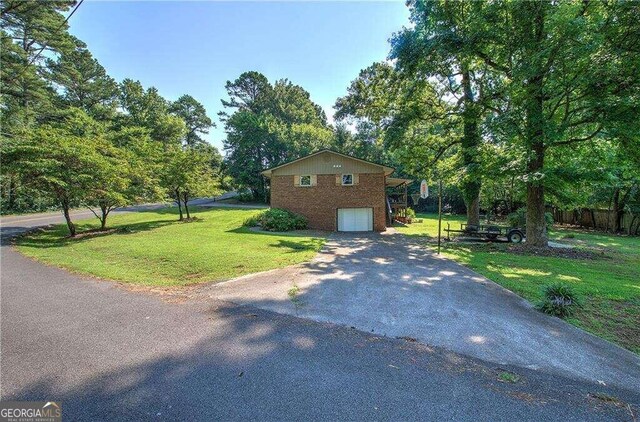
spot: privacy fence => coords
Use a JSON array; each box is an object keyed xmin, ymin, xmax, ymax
[{"xmin": 550, "ymin": 207, "xmax": 640, "ymax": 235}]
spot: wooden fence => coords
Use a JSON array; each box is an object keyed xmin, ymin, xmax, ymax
[{"xmin": 551, "ymin": 208, "xmax": 640, "ymax": 235}]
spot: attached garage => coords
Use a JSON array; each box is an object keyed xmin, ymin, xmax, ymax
[
  {"xmin": 262, "ymin": 150, "xmax": 409, "ymax": 232},
  {"xmin": 337, "ymin": 208, "xmax": 373, "ymax": 232}
]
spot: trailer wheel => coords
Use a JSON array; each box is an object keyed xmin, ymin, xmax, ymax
[{"xmin": 507, "ymin": 230, "xmax": 524, "ymax": 244}]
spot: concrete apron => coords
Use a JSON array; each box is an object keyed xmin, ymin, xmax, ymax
[{"xmin": 211, "ymin": 232, "xmax": 640, "ymax": 394}]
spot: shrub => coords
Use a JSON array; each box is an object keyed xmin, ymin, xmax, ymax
[
  {"xmin": 236, "ymin": 192, "xmax": 255, "ymax": 202},
  {"xmin": 406, "ymin": 208, "xmax": 416, "ymax": 219},
  {"xmin": 507, "ymin": 207, "xmax": 553, "ymax": 230},
  {"xmin": 242, "ymin": 215, "xmax": 260, "ymax": 227},
  {"xmin": 538, "ymin": 283, "xmax": 580, "ymax": 318},
  {"xmin": 255, "ymin": 208, "xmax": 308, "ymax": 232}
]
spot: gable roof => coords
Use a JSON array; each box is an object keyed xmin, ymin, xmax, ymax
[{"xmin": 261, "ymin": 149, "xmax": 395, "ymax": 177}]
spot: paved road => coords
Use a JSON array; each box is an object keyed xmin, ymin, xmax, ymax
[
  {"xmin": 0, "ymin": 198, "xmax": 224, "ymax": 240},
  {"xmin": 212, "ymin": 233, "xmax": 640, "ymax": 393},
  {"xmin": 1, "ymin": 209, "xmax": 638, "ymax": 420}
]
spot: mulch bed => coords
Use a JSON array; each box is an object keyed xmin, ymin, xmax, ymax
[
  {"xmin": 68, "ymin": 228, "xmax": 118, "ymax": 239},
  {"xmin": 506, "ymin": 244, "xmax": 609, "ymax": 260},
  {"xmin": 444, "ymin": 240, "xmax": 609, "ymax": 260}
]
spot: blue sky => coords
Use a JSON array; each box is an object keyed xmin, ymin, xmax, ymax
[{"xmin": 68, "ymin": 1, "xmax": 410, "ymax": 151}]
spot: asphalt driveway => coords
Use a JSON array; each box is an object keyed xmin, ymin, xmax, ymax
[
  {"xmin": 2, "ymin": 210, "xmax": 639, "ymax": 419},
  {"xmin": 212, "ymin": 232, "xmax": 640, "ymax": 393}
]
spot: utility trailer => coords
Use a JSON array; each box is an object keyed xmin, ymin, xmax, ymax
[{"xmin": 444, "ymin": 223, "xmax": 525, "ymax": 243}]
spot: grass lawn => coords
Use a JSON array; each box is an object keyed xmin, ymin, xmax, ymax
[
  {"xmin": 16, "ymin": 207, "xmax": 326, "ymax": 286},
  {"xmin": 396, "ymin": 214, "xmax": 640, "ymax": 354}
]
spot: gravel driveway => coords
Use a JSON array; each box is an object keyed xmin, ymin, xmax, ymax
[{"xmin": 211, "ymin": 232, "xmax": 640, "ymax": 393}]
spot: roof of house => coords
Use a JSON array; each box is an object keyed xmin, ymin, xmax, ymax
[
  {"xmin": 261, "ymin": 149, "xmax": 395, "ymax": 177},
  {"xmin": 385, "ymin": 177, "xmax": 413, "ymax": 187}
]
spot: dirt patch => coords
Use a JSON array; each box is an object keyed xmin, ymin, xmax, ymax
[
  {"xmin": 444, "ymin": 242, "xmax": 609, "ymax": 260},
  {"xmin": 115, "ymin": 281, "xmax": 206, "ymax": 303},
  {"xmin": 506, "ymin": 244, "xmax": 608, "ymax": 260},
  {"xmin": 70, "ymin": 228, "xmax": 118, "ymax": 239},
  {"xmin": 248, "ymin": 227, "xmax": 328, "ymax": 237}
]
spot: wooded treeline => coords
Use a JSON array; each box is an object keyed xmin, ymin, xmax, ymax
[
  {"xmin": 333, "ymin": 0, "xmax": 640, "ymax": 246},
  {"xmin": 219, "ymin": 1, "xmax": 640, "ymax": 246},
  {"xmin": 2, "ymin": 1, "xmax": 639, "ymax": 246},
  {"xmin": 1, "ymin": 0, "xmax": 223, "ymax": 235}
]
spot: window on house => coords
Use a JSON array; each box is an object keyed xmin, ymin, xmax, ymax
[
  {"xmin": 342, "ymin": 174, "xmax": 353, "ymax": 185},
  {"xmin": 300, "ymin": 175, "xmax": 312, "ymax": 186}
]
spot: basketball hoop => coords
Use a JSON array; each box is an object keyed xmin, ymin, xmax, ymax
[
  {"xmin": 411, "ymin": 193, "xmax": 421, "ymax": 205},
  {"xmin": 420, "ymin": 180, "xmax": 429, "ymax": 199}
]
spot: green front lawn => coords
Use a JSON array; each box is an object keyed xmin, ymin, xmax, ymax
[
  {"xmin": 16, "ymin": 207, "xmax": 326, "ymax": 286},
  {"xmin": 396, "ymin": 214, "xmax": 640, "ymax": 353}
]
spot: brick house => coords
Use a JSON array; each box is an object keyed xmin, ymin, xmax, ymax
[{"xmin": 261, "ymin": 150, "xmax": 410, "ymax": 232}]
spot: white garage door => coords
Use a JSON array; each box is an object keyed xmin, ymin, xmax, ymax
[{"xmin": 337, "ymin": 208, "xmax": 373, "ymax": 232}]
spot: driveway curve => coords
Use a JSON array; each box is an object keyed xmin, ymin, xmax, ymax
[{"xmin": 211, "ymin": 232, "xmax": 640, "ymax": 393}]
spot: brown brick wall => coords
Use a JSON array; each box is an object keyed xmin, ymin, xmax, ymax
[{"xmin": 270, "ymin": 173, "xmax": 387, "ymax": 231}]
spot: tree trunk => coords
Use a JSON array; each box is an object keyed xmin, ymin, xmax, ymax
[
  {"xmin": 182, "ymin": 192, "xmax": 190, "ymax": 219},
  {"xmin": 61, "ymin": 200, "xmax": 76, "ymax": 237},
  {"xmin": 631, "ymin": 215, "xmax": 639, "ymax": 235},
  {"xmin": 7, "ymin": 175, "xmax": 16, "ymax": 211},
  {"xmin": 175, "ymin": 188, "xmax": 183, "ymax": 221},
  {"xmin": 612, "ymin": 188, "xmax": 621, "ymax": 233},
  {"xmin": 524, "ymin": 97, "xmax": 548, "ymax": 246},
  {"xmin": 100, "ymin": 203, "xmax": 109, "ymax": 230},
  {"xmin": 466, "ymin": 194, "xmax": 480, "ymax": 227},
  {"xmin": 526, "ymin": 180, "xmax": 547, "ymax": 247},
  {"xmin": 605, "ymin": 191, "xmax": 614, "ymax": 232},
  {"xmin": 522, "ymin": 2, "xmax": 548, "ymax": 248},
  {"xmin": 261, "ymin": 176, "xmax": 268, "ymax": 203},
  {"xmin": 460, "ymin": 66, "xmax": 481, "ymax": 227}
]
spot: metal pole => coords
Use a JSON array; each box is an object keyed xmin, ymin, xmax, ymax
[{"xmin": 438, "ymin": 179, "xmax": 443, "ymax": 254}]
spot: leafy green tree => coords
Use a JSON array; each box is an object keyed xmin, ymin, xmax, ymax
[
  {"xmin": 160, "ymin": 146, "xmax": 219, "ymax": 220},
  {"xmin": 334, "ymin": 62, "xmax": 464, "ymax": 209},
  {"xmin": 0, "ymin": 1, "xmax": 104, "ymax": 215},
  {"xmin": 462, "ymin": 0, "xmax": 640, "ymax": 246},
  {"xmin": 3, "ymin": 114, "xmax": 110, "ymax": 236},
  {"xmin": 169, "ymin": 94, "xmax": 214, "ymax": 147},
  {"xmin": 545, "ymin": 141, "xmax": 640, "ymax": 233},
  {"xmin": 0, "ymin": 0, "xmax": 76, "ymax": 129},
  {"xmin": 388, "ymin": 1, "xmax": 508, "ymax": 226},
  {"xmin": 85, "ymin": 140, "xmax": 165, "ymax": 230},
  {"xmin": 84, "ymin": 144, "xmax": 130, "ymax": 230},
  {"xmin": 118, "ymin": 79, "xmax": 185, "ymax": 144},
  {"xmin": 220, "ymin": 70, "xmax": 272, "ymax": 113},
  {"xmin": 193, "ymin": 141, "xmax": 225, "ymax": 187},
  {"xmin": 46, "ymin": 36, "xmax": 119, "ymax": 120},
  {"xmin": 221, "ymin": 71, "xmax": 332, "ymax": 200},
  {"xmin": 222, "ymin": 110, "xmax": 272, "ymax": 199}
]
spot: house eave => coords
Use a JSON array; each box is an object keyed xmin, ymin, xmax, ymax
[{"xmin": 261, "ymin": 149, "xmax": 395, "ymax": 178}]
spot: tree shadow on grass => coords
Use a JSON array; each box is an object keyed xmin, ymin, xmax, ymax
[
  {"xmin": 226, "ymin": 226, "xmax": 329, "ymax": 239},
  {"xmin": 268, "ymin": 239, "xmax": 325, "ymax": 253},
  {"xmin": 15, "ymin": 218, "xmax": 182, "ymax": 249}
]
